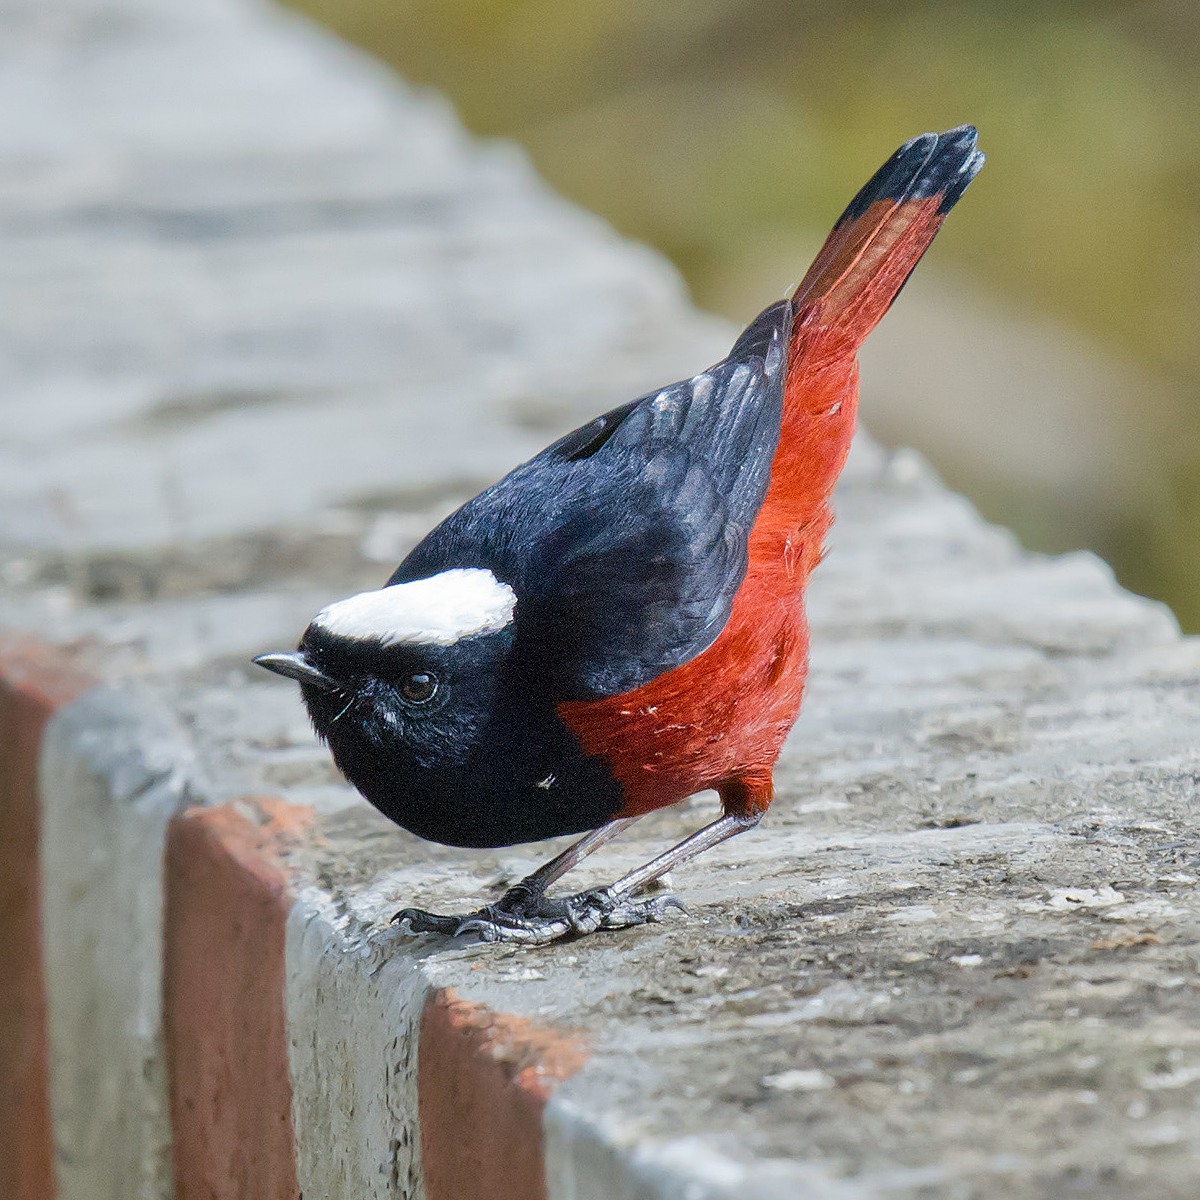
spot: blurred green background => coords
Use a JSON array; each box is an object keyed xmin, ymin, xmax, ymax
[{"xmin": 287, "ymin": 0, "xmax": 1199, "ymax": 630}]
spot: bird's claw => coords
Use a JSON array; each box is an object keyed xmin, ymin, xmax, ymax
[
  {"xmin": 391, "ymin": 907, "xmax": 464, "ymax": 937},
  {"xmin": 392, "ymin": 885, "xmax": 687, "ymax": 945}
]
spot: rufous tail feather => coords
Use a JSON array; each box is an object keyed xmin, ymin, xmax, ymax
[
  {"xmin": 756, "ymin": 126, "xmax": 984, "ymax": 576},
  {"xmin": 791, "ymin": 124, "xmax": 985, "ymax": 358}
]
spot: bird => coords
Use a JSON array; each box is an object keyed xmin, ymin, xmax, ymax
[{"xmin": 255, "ymin": 125, "xmax": 985, "ymax": 944}]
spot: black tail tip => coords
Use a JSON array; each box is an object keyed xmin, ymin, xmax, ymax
[
  {"xmin": 918, "ymin": 125, "xmax": 986, "ymax": 213},
  {"xmin": 837, "ymin": 124, "xmax": 985, "ymax": 227}
]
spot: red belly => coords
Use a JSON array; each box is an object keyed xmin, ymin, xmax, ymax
[
  {"xmin": 557, "ymin": 573, "xmax": 810, "ymax": 818},
  {"xmin": 558, "ymin": 339, "xmax": 858, "ymax": 819}
]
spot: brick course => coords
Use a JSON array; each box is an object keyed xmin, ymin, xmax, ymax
[{"xmin": 0, "ymin": 638, "xmax": 94, "ymax": 1200}]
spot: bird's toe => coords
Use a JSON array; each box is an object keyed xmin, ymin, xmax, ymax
[
  {"xmin": 392, "ymin": 906, "xmax": 464, "ymax": 935},
  {"xmin": 565, "ymin": 886, "xmax": 688, "ymax": 932},
  {"xmin": 452, "ymin": 910, "xmax": 570, "ymax": 945}
]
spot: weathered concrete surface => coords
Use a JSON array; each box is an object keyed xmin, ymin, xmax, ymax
[
  {"xmin": 38, "ymin": 687, "xmax": 196, "ymax": 1200},
  {"xmin": 284, "ymin": 887, "xmax": 429, "ymax": 1200},
  {"xmin": 2, "ymin": 0, "xmax": 1199, "ymax": 1196},
  {"xmin": 0, "ymin": 0, "xmax": 721, "ymax": 561}
]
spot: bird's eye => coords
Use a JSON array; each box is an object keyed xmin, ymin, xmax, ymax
[{"xmin": 400, "ymin": 671, "xmax": 438, "ymax": 705}]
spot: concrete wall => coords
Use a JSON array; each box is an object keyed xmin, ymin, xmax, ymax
[{"xmin": 2, "ymin": 0, "xmax": 1200, "ymax": 1197}]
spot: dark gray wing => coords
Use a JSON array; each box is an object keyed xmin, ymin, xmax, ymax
[{"xmin": 393, "ymin": 300, "xmax": 791, "ymax": 700}]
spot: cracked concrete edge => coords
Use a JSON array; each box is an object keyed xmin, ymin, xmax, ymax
[
  {"xmin": 543, "ymin": 1095, "xmax": 870, "ymax": 1200},
  {"xmin": 0, "ymin": 637, "xmax": 599, "ymax": 1200},
  {"xmin": 38, "ymin": 682, "xmax": 203, "ymax": 1200},
  {"xmin": 285, "ymin": 885, "xmax": 428, "ymax": 1199},
  {"xmin": 282, "ymin": 878, "xmax": 594, "ymax": 1200},
  {"xmin": 0, "ymin": 638, "xmax": 288, "ymax": 1200}
]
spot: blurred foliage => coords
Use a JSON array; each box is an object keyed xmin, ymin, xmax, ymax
[{"xmin": 286, "ymin": 0, "xmax": 1199, "ymax": 629}]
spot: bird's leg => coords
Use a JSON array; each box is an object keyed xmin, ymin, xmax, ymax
[
  {"xmin": 393, "ymin": 816, "xmax": 640, "ymax": 939},
  {"xmin": 397, "ymin": 783, "xmax": 765, "ymax": 946},
  {"xmin": 561, "ymin": 810, "xmax": 762, "ymax": 935},
  {"xmin": 495, "ymin": 815, "xmax": 642, "ymax": 908},
  {"xmin": 398, "ymin": 809, "xmax": 763, "ymax": 945}
]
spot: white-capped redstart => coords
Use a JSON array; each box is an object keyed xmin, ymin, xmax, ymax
[{"xmin": 256, "ymin": 126, "xmax": 985, "ymax": 943}]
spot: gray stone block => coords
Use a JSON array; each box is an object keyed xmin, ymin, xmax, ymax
[{"xmin": 38, "ymin": 685, "xmax": 201, "ymax": 1200}]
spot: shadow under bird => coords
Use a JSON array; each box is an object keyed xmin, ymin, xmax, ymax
[{"xmin": 255, "ymin": 126, "xmax": 985, "ymax": 944}]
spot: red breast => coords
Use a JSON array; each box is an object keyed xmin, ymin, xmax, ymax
[{"xmin": 557, "ymin": 331, "xmax": 857, "ymax": 820}]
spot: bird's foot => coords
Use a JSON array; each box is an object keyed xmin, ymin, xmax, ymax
[
  {"xmin": 565, "ymin": 886, "xmax": 689, "ymax": 936},
  {"xmin": 394, "ymin": 884, "xmax": 687, "ymax": 946},
  {"xmin": 393, "ymin": 881, "xmax": 549, "ymax": 940}
]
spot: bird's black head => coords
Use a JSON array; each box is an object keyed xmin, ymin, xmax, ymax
[
  {"xmin": 256, "ymin": 568, "xmax": 517, "ymax": 834},
  {"xmin": 253, "ymin": 567, "xmax": 620, "ymax": 846},
  {"xmin": 300, "ymin": 613, "xmax": 514, "ymax": 775},
  {"xmin": 256, "ymin": 566, "xmax": 624, "ymax": 849}
]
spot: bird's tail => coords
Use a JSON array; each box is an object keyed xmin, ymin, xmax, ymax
[
  {"xmin": 790, "ymin": 124, "xmax": 984, "ymax": 358},
  {"xmin": 752, "ymin": 127, "xmax": 983, "ymax": 580}
]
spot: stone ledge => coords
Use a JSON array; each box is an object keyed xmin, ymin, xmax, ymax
[{"xmin": 2, "ymin": 0, "xmax": 1199, "ymax": 1196}]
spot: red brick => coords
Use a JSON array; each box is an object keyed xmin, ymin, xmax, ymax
[
  {"xmin": 0, "ymin": 635, "xmax": 94, "ymax": 1200},
  {"xmin": 419, "ymin": 989, "xmax": 590, "ymax": 1200},
  {"xmin": 163, "ymin": 797, "xmax": 313, "ymax": 1200}
]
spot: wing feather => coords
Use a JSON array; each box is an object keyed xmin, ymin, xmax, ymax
[{"xmin": 393, "ymin": 301, "xmax": 791, "ymax": 699}]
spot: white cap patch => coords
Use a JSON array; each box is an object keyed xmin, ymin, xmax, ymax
[{"xmin": 312, "ymin": 568, "xmax": 516, "ymax": 647}]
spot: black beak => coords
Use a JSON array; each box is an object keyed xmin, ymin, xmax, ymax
[{"xmin": 253, "ymin": 652, "xmax": 340, "ymax": 692}]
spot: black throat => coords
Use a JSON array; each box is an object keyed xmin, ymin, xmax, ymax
[{"xmin": 319, "ymin": 690, "xmax": 622, "ymax": 847}]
